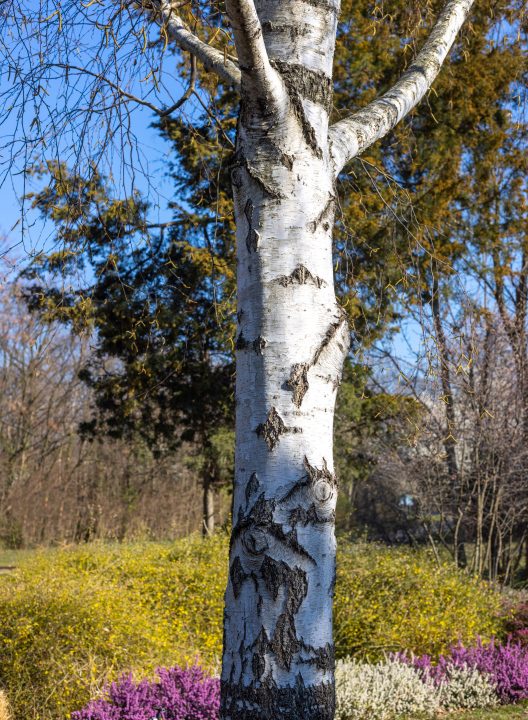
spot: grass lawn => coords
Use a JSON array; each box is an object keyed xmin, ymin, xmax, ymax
[{"xmin": 423, "ymin": 705, "xmax": 528, "ymax": 718}]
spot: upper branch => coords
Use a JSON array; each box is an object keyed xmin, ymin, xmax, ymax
[
  {"xmin": 328, "ymin": 0, "xmax": 474, "ymax": 175},
  {"xmin": 224, "ymin": 0, "xmax": 281, "ymax": 102},
  {"xmin": 157, "ymin": 0, "xmax": 242, "ymax": 94}
]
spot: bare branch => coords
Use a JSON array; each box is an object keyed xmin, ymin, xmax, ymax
[
  {"xmin": 57, "ymin": 56, "xmax": 196, "ymax": 117},
  {"xmin": 157, "ymin": 0, "xmax": 242, "ymax": 95},
  {"xmin": 328, "ymin": 0, "xmax": 474, "ymax": 175},
  {"xmin": 192, "ymin": 91, "xmax": 235, "ymax": 148}
]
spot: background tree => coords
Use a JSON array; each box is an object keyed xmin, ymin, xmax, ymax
[
  {"xmin": 23, "ymin": 116, "xmax": 237, "ymax": 534},
  {"xmin": 0, "ymin": 276, "xmax": 214, "ymax": 546}
]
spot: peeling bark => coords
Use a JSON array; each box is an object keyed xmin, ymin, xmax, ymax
[{"xmin": 245, "ymin": 471, "xmax": 261, "ymax": 503}]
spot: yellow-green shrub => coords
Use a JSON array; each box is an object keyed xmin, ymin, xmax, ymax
[
  {"xmin": 334, "ymin": 542, "xmax": 502, "ymax": 661},
  {"xmin": 0, "ymin": 537, "xmax": 227, "ymax": 719},
  {"xmin": 0, "ymin": 535, "xmax": 502, "ymax": 719}
]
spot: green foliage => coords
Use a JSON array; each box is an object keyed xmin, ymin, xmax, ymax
[
  {"xmin": 22, "ymin": 135, "xmax": 237, "ymax": 495},
  {"xmin": 0, "ymin": 537, "xmax": 503, "ymax": 719},
  {"xmin": 332, "ymin": 0, "xmax": 527, "ymax": 341}
]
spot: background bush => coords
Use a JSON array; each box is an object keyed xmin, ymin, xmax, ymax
[
  {"xmin": 0, "ymin": 535, "xmax": 502, "ymax": 719},
  {"xmin": 335, "ymin": 657, "xmax": 440, "ymax": 720},
  {"xmin": 334, "ymin": 542, "xmax": 502, "ymax": 660},
  {"xmin": 0, "ymin": 537, "xmax": 227, "ymax": 719}
]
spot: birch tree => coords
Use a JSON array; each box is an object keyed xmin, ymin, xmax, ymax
[
  {"xmin": 1, "ymin": 0, "xmax": 481, "ymax": 715},
  {"xmin": 208, "ymin": 2, "xmax": 474, "ymax": 718}
]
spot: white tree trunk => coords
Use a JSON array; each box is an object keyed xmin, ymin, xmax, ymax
[
  {"xmin": 159, "ymin": 0, "xmax": 474, "ymax": 715},
  {"xmin": 220, "ymin": 2, "xmax": 348, "ymax": 716}
]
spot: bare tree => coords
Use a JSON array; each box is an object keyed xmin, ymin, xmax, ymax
[
  {"xmin": 0, "ymin": 279, "xmax": 227, "ymax": 546},
  {"xmin": 0, "ymin": 0, "xmax": 487, "ymax": 716},
  {"xmin": 364, "ymin": 314, "xmax": 528, "ymax": 585}
]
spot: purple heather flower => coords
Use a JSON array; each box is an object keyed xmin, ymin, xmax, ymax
[{"xmin": 72, "ymin": 664, "xmax": 220, "ymax": 720}]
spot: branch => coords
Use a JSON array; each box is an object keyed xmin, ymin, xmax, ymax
[
  {"xmin": 157, "ymin": 0, "xmax": 241, "ymax": 95},
  {"xmin": 224, "ymin": 0, "xmax": 279, "ymax": 101},
  {"xmin": 57, "ymin": 57, "xmax": 196, "ymax": 117},
  {"xmin": 328, "ymin": 0, "xmax": 474, "ymax": 175},
  {"xmin": 192, "ymin": 91, "xmax": 235, "ymax": 147}
]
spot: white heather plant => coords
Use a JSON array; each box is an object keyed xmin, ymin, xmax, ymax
[
  {"xmin": 334, "ymin": 658, "xmax": 440, "ymax": 720},
  {"xmin": 439, "ymin": 664, "xmax": 498, "ymax": 711},
  {"xmin": 335, "ymin": 657, "xmax": 500, "ymax": 719}
]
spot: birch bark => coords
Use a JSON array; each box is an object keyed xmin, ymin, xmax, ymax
[{"xmin": 159, "ymin": 0, "xmax": 475, "ymax": 716}]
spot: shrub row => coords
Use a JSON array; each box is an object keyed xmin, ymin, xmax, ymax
[{"xmin": 0, "ymin": 535, "xmax": 504, "ymax": 718}]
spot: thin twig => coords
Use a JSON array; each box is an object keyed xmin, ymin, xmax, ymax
[
  {"xmin": 56, "ymin": 56, "xmax": 196, "ymax": 117},
  {"xmin": 192, "ymin": 91, "xmax": 235, "ymax": 148}
]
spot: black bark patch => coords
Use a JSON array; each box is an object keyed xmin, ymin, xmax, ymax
[
  {"xmin": 281, "ymin": 456, "xmax": 339, "ymax": 504},
  {"xmin": 236, "ymin": 331, "xmax": 250, "ymax": 350},
  {"xmin": 233, "ymin": 494, "xmax": 275, "ymax": 546},
  {"xmin": 286, "ymin": 567, "xmax": 309, "ymax": 615},
  {"xmin": 270, "ymin": 61, "xmax": 322, "ymax": 159},
  {"xmin": 260, "ymin": 557, "xmax": 308, "ymax": 613},
  {"xmin": 303, "ymin": 456, "xmax": 339, "ymax": 492},
  {"xmin": 277, "ymin": 264, "xmax": 324, "ymax": 289},
  {"xmin": 300, "ymin": 641, "xmax": 335, "ymax": 672},
  {"xmin": 260, "ymin": 555, "xmax": 287, "ymax": 600},
  {"xmin": 251, "ymin": 626, "xmax": 270, "ymax": 681},
  {"xmin": 245, "ymin": 472, "xmax": 260, "ymax": 504},
  {"xmin": 221, "ymin": 674, "xmax": 335, "ymax": 720},
  {"xmin": 232, "ymin": 494, "xmax": 315, "ymax": 563},
  {"xmin": 255, "ymin": 407, "xmax": 302, "ymax": 451},
  {"xmin": 270, "ymin": 60, "xmax": 334, "ymax": 112},
  {"xmin": 289, "ymin": 503, "xmax": 330, "ymax": 527},
  {"xmin": 230, "ymin": 556, "xmax": 248, "ymax": 599},
  {"xmin": 286, "ymin": 363, "xmax": 309, "ymax": 408},
  {"xmin": 304, "ymin": 455, "xmax": 339, "ymax": 496},
  {"xmin": 244, "ymin": 199, "xmax": 261, "ymax": 253},
  {"xmin": 253, "ymin": 335, "xmax": 267, "ymax": 355},
  {"xmin": 271, "ymin": 613, "xmax": 299, "ymax": 670},
  {"xmin": 237, "ymin": 309, "xmax": 244, "ymax": 324}
]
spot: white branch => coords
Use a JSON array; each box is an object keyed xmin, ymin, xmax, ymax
[
  {"xmin": 158, "ymin": 0, "xmax": 242, "ymax": 95},
  {"xmin": 328, "ymin": 0, "xmax": 474, "ymax": 175},
  {"xmin": 225, "ymin": 0, "xmax": 280, "ymax": 102}
]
